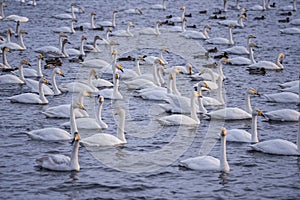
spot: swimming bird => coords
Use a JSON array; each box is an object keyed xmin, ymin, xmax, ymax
[
  {"xmin": 0, "ymin": 2, "xmax": 6, "ymax": 20},
  {"xmin": 53, "ymin": 19, "xmax": 77, "ymax": 34},
  {"xmin": 279, "ymin": 27, "xmax": 300, "ymax": 34},
  {"xmin": 98, "ymin": 73, "xmax": 123, "ymax": 100},
  {"xmin": 206, "ymin": 25, "xmax": 235, "ymax": 45},
  {"xmin": 218, "ymin": 14, "xmax": 246, "ymax": 28},
  {"xmin": 223, "ymin": 34, "xmax": 256, "ymax": 55},
  {"xmin": 0, "ymin": 58, "xmax": 31, "ymax": 84},
  {"xmin": 226, "ymin": 43, "xmax": 257, "ymax": 65},
  {"xmin": 111, "ymin": 22, "xmax": 135, "ymax": 37},
  {"xmin": 5, "ymin": 14, "xmax": 29, "ymax": 23},
  {"xmin": 65, "ymin": 35, "xmax": 87, "ymax": 57},
  {"xmin": 97, "ymin": 10, "xmax": 117, "ymax": 28},
  {"xmin": 264, "ymin": 109, "xmax": 299, "ymax": 122},
  {"xmin": 180, "ymin": 24, "xmax": 211, "ymax": 39},
  {"xmin": 139, "ymin": 21, "xmax": 162, "ymax": 36},
  {"xmin": 52, "ymin": 3, "xmax": 77, "ymax": 20},
  {"xmin": 169, "ymin": 6, "xmax": 186, "ymax": 23},
  {"xmin": 263, "ymin": 92, "xmax": 299, "ymax": 103},
  {"xmin": 247, "ymin": 53, "xmax": 285, "ymax": 70},
  {"xmin": 151, "ymin": 0, "xmax": 168, "ymax": 10},
  {"xmin": 249, "ymin": 0, "xmax": 266, "ymax": 11},
  {"xmin": 179, "ymin": 128, "xmax": 230, "ymax": 172}
]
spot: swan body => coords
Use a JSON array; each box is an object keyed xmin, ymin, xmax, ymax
[
  {"xmin": 0, "ymin": 47, "xmax": 11, "ymax": 69},
  {"xmin": 8, "ymin": 77, "xmax": 51, "ymax": 104},
  {"xmin": 223, "ymin": 35, "xmax": 256, "ymax": 55},
  {"xmin": 81, "ymin": 59, "xmax": 110, "ymax": 68},
  {"xmin": 36, "ymin": 132, "xmax": 81, "ymax": 171},
  {"xmin": 248, "ymin": 53, "xmax": 285, "ymax": 70},
  {"xmin": 290, "ymin": 19, "xmax": 300, "ymax": 26},
  {"xmin": 218, "ymin": 14, "xmax": 246, "ymax": 28},
  {"xmin": 139, "ymin": 21, "xmax": 162, "ymax": 35},
  {"xmin": 98, "ymin": 10, "xmax": 117, "ymax": 28},
  {"xmin": 81, "ymin": 108, "xmax": 126, "ymax": 147},
  {"xmin": 249, "ymin": 0, "xmax": 266, "ymax": 11},
  {"xmin": 21, "ymin": 54, "xmax": 44, "ymax": 78},
  {"xmin": 66, "ymin": 35, "xmax": 86, "ymax": 56},
  {"xmin": 227, "ymin": 43, "xmax": 257, "ymax": 65},
  {"xmin": 53, "ymin": 3, "xmax": 77, "ymax": 20},
  {"xmin": 181, "ymin": 24, "xmax": 211, "ymax": 39},
  {"xmin": 59, "ymin": 79, "xmax": 98, "ymax": 93},
  {"xmin": 111, "ymin": 22, "xmax": 135, "ymax": 37},
  {"xmin": 26, "ymin": 128, "xmax": 71, "ymax": 141},
  {"xmin": 280, "ymin": 0, "xmax": 297, "ymax": 11},
  {"xmin": 76, "ymin": 11, "xmax": 96, "ymax": 29},
  {"xmin": 169, "ymin": 6, "xmax": 186, "ymax": 23},
  {"xmin": 0, "ymin": 59, "xmax": 30, "ymax": 84},
  {"xmin": 0, "ymin": 30, "xmax": 27, "ymax": 51},
  {"xmin": 264, "ymin": 109, "xmax": 299, "ymax": 122},
  {"xmin": 124, "ymin": 8, "xmax": 142, "ymax": 15},
  {"xmin": 263, "ymin": 92, "xmax": 299, "ymax": 103},
  {"xmin": 143, "ymin": 48, "xmax": 169, "ymax": 65},
  {"xmin": 280, "ymin": 27, "xmax": 300, "ymax": 34},
  {"xmin": 5, "ymin": 14, "xmax": 28, "ymax": 22},
  {"xmin": 180, "ymin": 128, "xmax": 230, "ymax": 172},
  {"xmin": 120, "ymin": 57, "xmax": 144, "ymax": 80},
  {"xmin": 206, "ymin": 25, "xmax": 235, "ymax": 45},
  {"xmin": 53, "ymin": 19, "xmax": 76, "ymax": 34},
  {"xmin": 280, "ymin": 85, "xmax": 299, "ymax": 94},
  {"xmin": 151, "ymin": 0, "xmax": 168, "ymax": 10}
]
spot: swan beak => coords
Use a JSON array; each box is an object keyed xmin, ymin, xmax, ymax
[
  {"xmin": 138, "ymin": 56, "xmax": 145, "ymax": 61},
  {"xmin": 137, "ymin": 9, "xmax": 143, "ymax": 15},
  {"xmin": 196, "ymin": 91, "xmax": 202, "ymax": 98},
  {"xmin": 257, "ymin": 110, "xmax": 266, "ymax": 118},
  {"xmin": 163, "ymin": 48, "xmax": 170, "ymax": 53},
  {"xmin": 43, "ymin": 78, "xmax": 51, "ymax": 85},
  {"xmin": 177, "ymin": 69, "xmax": 183, "ymax": 74},
  {"xmin": 59, "ymin": 71, "xmax": 65, "ymax": 77},
  {"xmin": 253, "ymin": 89, "xmax": 260, "ymax": 96},
  {"xmin": 98, "ymin": 96, "xmax": 104, "ymax": 103},
  {"xmin": 221, "ymin": 128, "xmax": 227, "ymax": 137},
  {"xmin": 0, "ymin": 36, "xmax": 3, "ymax": 42},
  {"xmin": 161, "ymin": 67, "xmax": 166, "ymax": 75},
  {"xmin": 71, "ymin": 132, "xmax": 81, "ymax": 145},
  {"xmin": 223, "ymin": 58, "xmax": 230, "ymax": 64},
  {"xmin": 116, "ymin": 63, "xmax": 123, "ymax": 72},
  {"xmin": 203, "ymin": 82, "xmax": 210, "ymax": 90}
]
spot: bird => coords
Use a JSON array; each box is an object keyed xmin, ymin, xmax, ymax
[
  {"xmin": 36, "ymin": 132, "xmax": 81, "ymax": 171},
  {"xmin": 19, "ymin": 54, "xmax": 44, "ymax": 78},
  {"xmin": 111, "ymin": 22, "xmax": 135, "ymax": 37},
  {"xmin": 169, "ymin": 6, "xmax": 186, "ymax": 23},
  {"xmin": 98, "ymin": 73, "xmax": 123, "ymax": 100},
  {"xmin": 249, "ymin": 0, "xmax": 266, "ymax": 11},
  {"xmin": 263, "ymin": 92, "xmax": 299, "ymax": 103},
  {"xmin": 226, "ymin": 43, "xmax": 258, "ymax": 65},
  {"xmin": 97, "ymin": 10, "xmax": 118, "ymax": 28},
  {"xmin": 0, "ymin": 58, "xmax": 31, "ymax": 84},
  {"xmin": 139, "ymin": 21, "xmax": 162, "ymax": 36},
  {"xmin": 179, "ymin": 128, "xmax": 230, "ymax": 172},
  {"xmin": 264, "ymin": 109, "xmax": 300, "ymax": 122},
  {"xmin": 53, "ymin": 19, "xmax": 77, "ymax": 34},
  {"xmin": 5, "ymin": 14, "xmax": 29, "ymax": 23},
  {"xmin": 0, "ymin": 2, "xmax": 6, "ymax": 20},
  {"xmin": 280, "ymin": 27, "xmax": 300, "ymax": 34},
  {"xmin": 217, "ymin": 14, "xmax": 246, "ymax": 28},
  {"xmin": 151, "ymin": 0, "xmax": 168, "ymax": 10},
  {"xmin": 180, "ymin": 24, "xmax": 211, "ymax": 39},
  {"xmin": 206, "ymin": 25, "xmax": 235, "ymax": 45},
  {"xmin": 279, "ymin": 0, "xmax": 297, "ymax": 11},
  {"xmin": 75, "ymin": 11, "xmax": 97, "ymax": 30},
  {"xmin": 65, "ymin": 35, "xmax": 87, "ymax": 57},
  {"xmin": 52, "ymin": 3, "xmax": 78, "ymax": 20},
  {"xmin": 0, "ymin": 29, "xmax": 27, "ymax": 51},
  {"xmin": 223, "ymin": 34, "xmax": 256, "ymax": 55},
  {"xmin": 247, "ymin": 53, "xmax": 285, "ymax": 70}
]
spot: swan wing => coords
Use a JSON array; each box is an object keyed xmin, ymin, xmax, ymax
[
  {"xmin": 158, "ymin": 114, "xmax": 199, "ymax": 126},
  {"xmin": 36, "ymin": 154, "xmax": 70, "ymax": 171},
  {"xmin": 250, "ymin": 139, "xmax": 299, "ymax": 155},
  {"xmin": 26, "ymin": 128, "xmax": 71, "ymax": 141},
  {"xmin": 180, "ymin": 156, "xmax": 220, "ymax": 171},
  {"xmin": 81, "ymin": 133, "xmax": 123, "ymax": 147},
  {"xmin": 265, "ymin": 109, "xmax": 300, "ymax": 121},
  {"xmin": 8, "ymin": 93, "xmax": 42, "ymax": 104},
  {"xmin": 263, "ymin": 92, "xmax": 299, "ymax": 103},
  {"xmin": 208, "ymin": 107, "xmax": 251, "ymax": 120},
  {"xmin": 226, "ymin": 129, "xmax": 251, "ymax": 142}
]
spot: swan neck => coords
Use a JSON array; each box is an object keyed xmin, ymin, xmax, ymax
[
  {"xmin": 181, "ymin": 8, "xmax": 185, "ymax": 21},
  {"xmin": 117, "ymin": 112, "xmax": 126, "ymax": 143},
  {"xmin": 80, "ymin": 38, "xmax": 85, "ymax": 56},
  {"xmin": 19, "ymin": 64, "xmax": 25, "ymax": 82},
  {"xmin": 262, "ymin": 0, "xmax": 266, "ymax": 10},
  {"xmin": 2, "ymin": 49, "xmax": 10, "ymax": 68},
  {"xmin": 217, "ymin": 77, "xmax": 225, "ymax": 104},
  {"xmin": 0, "ymin": 3, "xmax": 4, "ymax": 18},
  {"xmin": 7, "ymin": 29, "xmax": 11, "ymax": 43},
  {"xmin": 297, "ymin": 116, "xmax": 300, "ymax": 150},
  {"xmin": 203, "ymin": 27, "xmax": 209, "ymax": 39},
  {"xmin": 70, "ymin": 104, "xmax": 78, "ymax": 134},
  {"xmin": 113, "ymin": 78, "xmax": 121, "ymax": 98},
  {"xmin": 229, "ymin": 27, "xmax": 234, "ymax": 45},
  {"xmin": 220, "ymin": 135, "xmax": 229, "ymax": 172},
  {"xmin": 91, "ymin": 14, "xmax": 96, "ymax": 29},
  {"xmin": 112, "ymin": 12, "xmax": 117, "ymax": 27},
  {"xmin": 190, "ymin": 92, "xmax": 199, "ymax": 122},
  {"xmin": 157, "ymin": 66, "xmax": 165, "ymax": 85},
  {"xmin": 249, "ymin": 47, "xmax": 256, "ymax": 64},
  {"xmin": 52, "ymin": 71, "xmax": 60, "ymax": 95},
  {"xmin": 293, "ymin": 0, "xmax": 297, "ymax": 11},
  {"xmin": 71, "ymin": 5, "xmax": 76, "ymax": 19},
  {"xmin": 238, "ymin": 16, "xmax": 244, "ymax": 27},
  {"xmin": 70, "ymin": 140, "xmax": 80, "ymax": 170},
  {"xmin": 198, "ymin": 90, "xmax": 207, "ymax": 114},
  {"xmin": 251, "ymin": 114, "xmax": 259, "ymax": 143},
  {"xmin": 276, "ymin": 55, "xmax": 284, "ymax": 69},
  {"xmin": 182, "ymin": 19, "xmax": 186, "ymax": 32},
  {"xmin": 171, "ymin": 72, "xmax": 180, "ymax": 95},
  {"xmin": 167, "ymin": 75, "xmax": 173, "ymax": 94},
  {"xmin": 39, "ymin": 80, "xmax": 47, "ymax": 104},
  {"xmin": 223, "ymin": 0, "xmax": 227, "ymax": 11},
  {"xmin": 15, "ymin": 23, "xmax": 20, "ymax": 37},
  {"xmin": 245, "ymin": 91, "xmax": 252, "ymax": 113},
  {"xmin": 59, "ymin": 35, "xmax": 63, "ymax": 50},
  {"xmin": 37, "ymin": 58, "xmax": 43, "ymax": 77},
  {"xmin": 218, "ymin": 62, "xmax": 225, "ymax": 80},
  {"xmin": 62, "ymin": 41, "xmax": 69, "ymax": 57},
  {"xmin": 163, "ymin": 0, "xmax": 167, "ymax": 9},
  {"xmin": 19, "ymin": 32, "xmax": 25, "ymax": 49},
  {"xmin": 71, "ymin": 20, "xmax": 75, "ymax": 33},
  {"xmin": 155, "ymin": 23, "xmax": 161, "ymax": 35},
  {"xmin": 135, "ymin": 60, "xmax": 142, "ymax": 75},
  {"xmin": 152, "ymin": 63, "xmax": 161, "ymax": 86}
]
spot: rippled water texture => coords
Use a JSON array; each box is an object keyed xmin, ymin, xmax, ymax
[{"xmin": 0, "ymin": 0, "xmax": 299, "ymax": 199}]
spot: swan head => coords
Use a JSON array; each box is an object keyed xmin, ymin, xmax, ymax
[
  {"xmin": 40, "ymin": 77, "xmax": 51, "ymax": 85},
  {"xmin": 253, "ymin": 108, "xmax": 265, "ymax": 118},
  {"xmin": 91, "ymin": 11, "xmax": 96, "ymax": 16},
  {"xmin": 114, "ymin": 107, "xmax": 125, "ymax": 117},
  {"xmin": 59, "ymin": 32, "xmax": 68, "ymax": 38},
  {"xmin": 174, "ymin": 68, "xmax": 183, "ymax": 74},
  {"xmin": 240, "ymin": 7, "xmax": 247, "ymax": 13},
  {"xmin": 220, "ymin": 57, "xmax": 230, "ymax": 64},
  {"xmin": 195, "ymin": 91, "xmax": 202, "ymax": 98},
  {"xmin": 98, "ymin": 95, "xmax": 104, "ymax": 103},
  {"xmin": 162, "ymin": 48, "xmax": 169, "ymax": 54},
  {"xmin": 19, "ymin": 30, "xmax": 28, "ymax": 35},
  {"xmin": 55, "ymin": 68, "xmax": 65, "ymax": 77},
  {"xmin": 248, "ymin": 87, "xmax": 260, "ymax": 96},
  {"xmin": 8, "ymin": 28, "xmax": 13, "ymax": 35},
  {"xmin": 248, "ymin": 34, "xmax": 256, "ymax": 39},
  {"xmin": 156, "ymin": 20, "xmax": 163, "ymax": 26},
  {"xmin": 128, "ymin": 22, "xmax": 135, "ymax": 28},
  {"xmin": 20, "ymin": 59, "xmax": 31, "ymax": 66},
  {"xmin": 71, "ymin": 132, "xmax": 81, "ymax": 145},
  {"xmin": 72, "ymin": 18, "xmax": 78, "ymax": 23},
  {"xmin": 249, "ymin": 43, "xmax": 258, "ymax": 48},
  {"xmin": 180, "ymin": 6, "xmax": 186, "ymax": 11},
  {"xmin": 63, "ymin": 39, "xmax": 71, "ymax": 45},
  {"xmin": 220, "ymin": 128, "xmax": 227, "ymax": 137},
  {"xmin": 138, "ymin": 56, "xmax": 145, "ymax": 61},
  {"xmin": 2, "ymin": 46, "xmax": 10, "ymax": 53},
  {"xmin": 107, "ymin": 28, "xmax": 112, "ymax": 33},
  {"xmin": 204, "ymin": 24, "xmax": 211, "ymax": 30},
  {"xmin": 81, "ymin": 35, "xmax": 87, "ymax": 41},
  {"xmin": 278, "ymin": 53, "xmax": 285, "ymax": 60},
  {"xmin": 113, "ymin": 10, "xmax": 118, "ymax": 14},
  {"xmin": 38, "ymin": 54, "xmax": 43, "ymax": 60},
  {"xmin": 1, "ymin": 2, "xmax": 6, "ymax": 7},
  {"xmin": 229, "ymin": 24, "xmax": 236, "ymax": 29},
  {"xmin": 81, "ymin": 91, "xmax": 92, "ymax": 98},
  {"xmin": 198, "ymin": 81, "xmax": 211, "ymax": 90},
  {"xmin": 116, "ymin": 63, "xmax": 123, "ymax": 72},
  {"xmin": 90, "ymin": 69, "xmax": 98, "ymax": 79},
  {"xmin": 154, "ymin": 58, "xmax": 165, "ymax": 65},
  {"xmin": 94, "ymin": 35, "xmax": 102, "ymax": 41},
  {"xmin": 72, "ymin": 102, "xmax": 86, "ymax": 110}
]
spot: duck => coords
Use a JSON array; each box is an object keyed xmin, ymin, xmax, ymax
[
  {"xmin": 207, "ymin": 87, "xmax": 260, "ymax": 120},
  {"xmin": 249, "ymin": 0, "xmax": 266, "ymax": 11},
  {"xmin": 180, "ymin": 24, "xmax": 211, "ymax": 39},
  {"xmin": 223, "ymin": 34, "xmax": 256, "ymax": 55},
  {"xmin": 139, "ymin": 21, "xmax": 162, "ymax": 36},
  {"xmin": 279, "ymin": 27, "xmax": 300, "ymax": 34},
  {"xmin": 8, "ymin": 77, "xmax": 51, "ymax": 104},
  {"xmin": 98, "ymin": 73, "xmax": 123, "ymax": 100},
  {"xmin": 226, "ymin": 43, "xmax": 257, "ymax": 65},
  {"xmin": 151, "ymin": 0, "xmax": 168, "ymax": 10},
  {"xmin": 97, "ymin": 10, "xmax": 117, "ymax": 28},
  {"xmin": 36, "ymin": 132, "xmax": 81, "ymax": 171},
  {"xmin": 0, "ymin": 2, "xmax": 6, "ymax": 20},
  {"xmin": 217, "ymin": 14, "xmax": 246, "ymax": 28},
  {"xmin": 61, "ymin": 96, "xmax": 108, "ymax": 130},
  {"xmin": 206, "ymin": 25, "xmax": 235, "ymax": 45},
  {"xmin": 278, "ymin": 17, "xmax": 290, "ymax": 23},
  {"xmin": 80, "ymin": 108, "xmax": 127, "ymax": 147},
  {"xmin": 169, "ymin": 6, "xmax": 186, "ymax": 23},
  {"xmin": 111, "ymin": 22, "xmax": 135, "ymax": 37},
  {"xmin": 52, "ymin": 3, "xmax": 77, "ymax": 20},
  {"xmin": 263, "ymin": 92, "xmax": 299, "ymax": 103},
  {"xmin": 0, "ymin": 58, "xmax": 30, "ymax": 84},
  {"xmin": 26, "ymin": 67, "xmax": 64, "ymax": 96},
  {"xmin": 264, "ymin": 109, "xmax": 299, "ymax": 122},
  {"xmin": 254, "ymin": 15, "xmax": 265, "ymax": 20},
  {"xmin": 247, "ymin": 53, "xmax": 285, "ymax": 70},
  {"xmin": 279, "ymin": 0, "xmax": 297, "ymax": 11},
  {"xmin": 179, "ymin": 128, "xmax": 230, "ymax": 172},
  {"xmin": 41, "ymin": 91, "xmax": 91, "ymax": 118},
  {"xmin": 53, "ymin": 19, "xmax": 76, "ymax": 34},
  {"xmin": 65, "ymin": 35, "xmax": 87, "ymax": 57},
  {"xmin": 226, "ymin": 109, "xmax": 265, "ymax": 143},
  {"xmin": 157, "ymin": 90, "xmax": 202, "ymax": 126},
  {"xmin": 26, "ymin": 102, "xmax": 85, "ymax": 141}
]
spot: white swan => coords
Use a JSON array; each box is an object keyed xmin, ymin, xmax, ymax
[
  {"xmin": 226, "ymin": 109, "xmax": 265, "ymax": 143},
  {"xmin": 0, "ymin": 46, "xmax": 11, "ymax": 69},
  {"xmin": 53, "ymin": 19, "xmax": 76, "ymax": 34},
  {"xmin": 84, "ymin": 35, "xmax": 102, "ymax": 52},
  {"xmin": 20, "ymin": 54, "xmax": 44, "ymax": 78},
  {"xmin": 36, "ymin": 132, "xmax": 81, "ymax": 171},
  {"xmin": 179, "ymin": 128, "xmax": 230, "ymax": 172},
  {"xmin": 157, "ymin": 90, "xmax": 201, "ymax": 126},
  {"xmin": 280, "ymin": 0, "xmax": 297, "ymax": 11},
  {"xmin": 199, "ymin": 79, "xmax": 225, "ymax": 106},
  {"xmin": 169, "ymin": 6, "xmax": 186, "ymax": 23},
  {"xmin": 165, "ymin": 17, "xmax": 186, "ymax": 32},
  {"xmin": 0, "ymin": 58, "xmax": 30, "ymax": 84},
  {"xmin": 0, "ymin": 2, "xmax": 6, "ymax": 20},
  {"xmin": 80, "ymin": 108, "xmax": 127, "ymax": 147},
  {"xmin": 249, "ymin": 0, "xmax": 266, "ymax": 11},
  {"xmin": 143, "ymin": 48, "xmax": 169, "ymax": 65},
  {"xmin": 280, "ymin": 27, "xmax": 300, "ymax": 35},
  {"xmin": 263, "ymin": 92, "xmax": 299, "ymax": 103},
  {"xmin": 97, "ymin": 10, "xmax": 117, "ymax": 28},
  {"xmin": 61, "ymin": 96, "xmax": 108, "ymax": 130},
  {"xmin": 206, "ymin": 25, "xmax": 235, "ymax": 45},
  {"xmin": 167, "ymin": 63, "xmax": 192, "ymax": 75},
  {"xmin": 226, "ymin": 43, "xmax": 257, "ymax": 65},
  {"xmin": 123, "ymin": 8, "xmax": 142, "ymax": 15},
  {"xmin": 35, "ymin": 38, "xmax": 70, "ymax": 58},
  {"xmin": 5, "ymin": 14, "xmax": 28, "ymax": 22},
  {"xmin": 223, "ymin": 34, "xmax": 256, "ymax": 55},
  {"xmin": 98, "ymin": 73, "xmax": 123, "ymax": 100},
  {"xmin": 8, "ymin": 77, "xmax": 51, "ymax": 104},
  {"xmin": 139, "ymin": 21, "xmax": 162, "ymax": 36},
  {"xmin": 52, "ymin": 3, "xmax": 77, "ymax": 20},
  {"xmin": 66, "ymin": 35, "xmax": 86, "ymax": 56},
  {"xmin": 180, "ymin": 24, "xmax": 211, "ymax": 39},
  {"xmin": 218, "ymin": 14, "xmax": 246, "ymax": 28},
  {"xmin": 75, "ymin": 11, "xmax": 96, "ymax": 30},
  {"xmin": 151, "ymin": 0, "xmax": 168, "ymax": 10},
  {"xmin": 111, "ymin": 22, "xmax": 135, "ymax": 37},
  {"xmin": 264, "ymin": 109, "xmax": 300, "ymax": 122},
  {"xmin": 0, "ymin": 29, "xmax": 27, "ymax": 51},
  {"xmin": 248, "ymin": 53, "xmax": 285, "ymax": 70},
  {"xmin": 290, "ymin": 18, "xmax": 300, "ymax": 26},
  {"xmin": 121, "ymin": 57, "xmax": 145, "ymax": 80},
  {"xmin": 207, "ymin": 87, "xmax": 259, "ymax": 120},
  {"xmin": 279, "ymin": 80, "xmax": 299, "ymax": 88},
  {"xmin": 42, "ymin": 91, "xmax": 91, "ymax": 118}
]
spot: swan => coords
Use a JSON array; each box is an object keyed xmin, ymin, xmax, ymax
[
  {"xmin": 36, "ymin": 132, "xmax": 81, "ymax": 171},
  {"xmin": 207, "ymin": 87, "xmax": 260, "ymax": 120},
  {"xmin": 27, "ymin": 0, "xmax": 37, "ymax": 6},
  {"xmin": 111, "ymin": 22, "xmax": 135, "ymax": 37},
  {"xmin": 206, "ymin": 25, "xmax": 235, "ymax": 45},
  {"xmin": 98, "ymin": 73, "xmax": 123, "ymax": 100},
  {"xmin": 0, "ymin": 58, "xmax": 30, "ymax": 84},
  {"xmin": 0, "ymin": 29, "xmax": 27, "ymax": 51},
  {"xmin": 84, "ymin": 35, "xmax": 102, "ymax": 52},
  {"xmin": 52, "ymin": 3, "xmax": 77, "ymax": 20},
  {"xmin": 157, "ymin": 90, "xmax": 201, "ymax": 126},
  {"xmin": 34, "ymin": 32, "xmax": 68, "ymax": 57},
  {"xmin": 135, "ymin": 59, "xmax": 164, "ymax": 87},
  {"xmin": 180, "ymin": 24, "xmax": 211, "ymax": 39},
  {"xmin": 143, "ymin": 48, "xmax": 169, "ymax": 65},
  {"xmin": 61, "ymin": 96, "xmax": 108, "ymax": 130},
  {"xmin": 179, "ymin": 128, "xmax": 230, "ymax": 172},
  {"xmin": 17, "ymin": 54, "xmax": 44, "ymax": 78},
  {"xmin": 59, "ymin": 69, "xmax": 99, "ymax": 93},
  {"xmin": 77, "ymin": 68, "xmax": 113, "ymax": 88},
  {"xmin": 53, "ymin": 19, "xmax": 76, "ymax": 34},
  {"xmin": 197, "ymin": 69, "xmax": 219, "ymax": 90},
  {"xmin": 151, "ymin": 0, "xmax": 168, "ymax": 10},
  {"xmin": 5, "ymin": 14, "xmax": 28, "ymax": 22},
  {"xmin": 280, "ymin": 0, "xmax": 297, "ymax": 11},
  {"xmin": 165, "ymin": 17, "xmax": 186, "ymax": 32},
  {"xmin": 218, "ymin": 14, "xmax": 247, "ymax": 28},
  {"xmin": 97, "ymin": 10, "xmax": 117, "ymax": 28},
  {"xmin": 290, "ymin": 18, "xmax": 300, "ymax": 26},
  {"xmin": 199, "ymin": 79, "xmax": 225, "ymax": 106},
  {"xmin": 280, "ymin": 84, "xmax": 299, "ymax": 94},
  {"xmin": 139, "ymin": 21, "xmax": 162, "ymax": 36},
  {"xmin": 279, "ymin": 80, "xmax": 299, "ymax": 88},
  {"xmin": 249, "ymin": 0, "xmax": 266, "ymax": 11},
  {"xmin": 80, "ymin": 108, "xmax": 127, "ymax": 147},
  {"xmin": 223, "ymin": 34, "xmax": 256, "ymax": 55},
  {"xmin": 264, "ymin": 109, "xmax": 300, "ymax": 122},
  {"xmin": 0, "ymin": 2, "xmax": 6, "ymax": 20},
  {"xmin": 263, "ymin": 92, "xmax": 299, "ymax": 103},
  {"xmin": 226, "ymin": 109, "xmax": 265, "ymax": 143},
  {"xmin": 0, "ymin": 47, "xmax": 12, "ymax": 69},
  {"xmin": 247, "ymin": 53, "xmax": 285, "ymax": 70},
  {"xmin": 42, "ymin": 91, "xmax": 91, "ymax": 118},
  {"xmin": 226, "ymin": 43, "xmax": 257, "ymax": 65},
  {"xmin": 169, "ymin": 6, "xmax": 186, "ymax": 23},
  {"xmin": 167, "ymin": 63, "xmax": 192, "ymax": 75},
  {"xmin": 65, "ymin": 5, "xmax": 85, "ymax": 13},
  {"xmin": 35, "ymin": 38, "xmax": 70, "ymax": 58},
  {"xmin": 121, "ymin": 57, "xmax": 145, "ymax": 79},
  {"xmin": 66, "ymin": 35, "xmax": 87, "ymax": 57},
  {"xmin": 8, "ymin": 77, "xmax": 51, "ymax": 104},
  {"xmin": 26, "ymin": 67, "xmax": 64, "ymax": 96},
  {"xmin": 123, "ymin": 8, "xmax": 142, "ymax": 15},
  {"xmin": 26, "ymin": 102, "xmax": 85, "ymax": 141},
  {"xmin": 280, "ymin": 27, "xmax": 300, "ymax": 35},
  {"xmin": 75, "ymin": 11, "xmax": 96, "ymax": 30}
]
